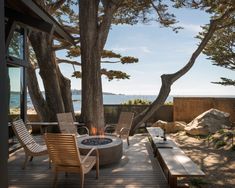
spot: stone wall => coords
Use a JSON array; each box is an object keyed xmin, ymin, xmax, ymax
[{"xmin": 173, "ymin": 97, "xmax": 235, "ymax": 123}]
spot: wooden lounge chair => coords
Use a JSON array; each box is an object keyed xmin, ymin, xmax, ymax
[
  {"xmin": 44, "ymin": 133, "xmax": 99, "ymax": 188},
  {"xmin": 105, "ymin": 112, "xmax": 134, "ymax": 146},
  {"xmin": 12, "ymin": 119, "xmax": 48, "ymax": 169},
  {"xmin": 57, "ymin": 112, "xmax": 89, "ymax": 136}
]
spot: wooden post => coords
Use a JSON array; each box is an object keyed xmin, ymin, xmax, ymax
[
  {"xmin": 0, "ymin": 1, "xmax": 9, "ymax": 187},
  {"xmin": 169, "ymin": 175, "xmax": 177, "ymax": 188},
  {"xmin": 21, "ymin": 27, "xmax": 28, "ymax": 121}
]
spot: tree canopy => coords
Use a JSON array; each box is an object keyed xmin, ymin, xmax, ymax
[
  {"xmin": 198, "ymin": 8, "xmax": 235, "ymax": 86},
  {"xmin": 27, "ymin": 0, "xmax": 235, "ymax": 132}
]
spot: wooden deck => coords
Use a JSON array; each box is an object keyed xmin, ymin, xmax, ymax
[{"xmin": 8, "ymin": 134, "xmax": 168, "ymax": 188}]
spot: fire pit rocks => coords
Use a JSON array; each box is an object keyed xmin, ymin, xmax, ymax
[
  {"xmin": 77, "ymin": 135, "xmax": 123, "ymax": 166},
  {"xmin": 81, "ymin": 137, "xmax": 112, "ymax": 146}
]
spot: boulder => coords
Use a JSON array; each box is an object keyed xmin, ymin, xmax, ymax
[
  {"xmin": 152, "ymin": 120, "xmax": 186, "ymax": 133},
  {"xmin": 185, "ymin": 108, "xmax": 231, "ymax": 136}
]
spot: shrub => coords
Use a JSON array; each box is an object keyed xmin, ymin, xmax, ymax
[
  {"xmin": 215, "ymin": 140, "xmax": 226, "ymax": 148},
  {"xmin": 164, "ymin": 101, "xmax": 173, "ymax": 105},
  {"xmin": 231, "ymin": 145, "xmax": 235, "ymax": 151},
  {"xmin": 122, "ymin": 99, "xmax": 151, "ymax": 105},
  {"xmin": 218, "ymin": 129, "xmax": 225, "ymax": 134},
  {"xmin": 190, "ymin": 178, "xmax": 209, "ymax": 187}
]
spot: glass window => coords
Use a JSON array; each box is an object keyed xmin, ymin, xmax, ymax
[
  {"xmin": 8, "ymin": 30, "xmax": 24, "ymax": 60},
  {"xmin": 8, "ymin": 67, "xmax": 23, "ymax": 151},
  {"xmin": 8, "ymin": 67, "xmax": 21, "ymax": 120}
]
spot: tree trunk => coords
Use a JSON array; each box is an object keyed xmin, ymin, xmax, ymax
[
  {"xmin": 79, "ymin": 0, "xmax": 104, "ymax": 131},
  {"xmin": 79, "ymin": 0, "xmax": 122, "ymax": 132},
  {"xmin": 29, "ymin": 32, "xmax": 74, "ymax": 122},
  {"xmin": 25, "ymin": 0, "xmax": 74, "ymax": 124},
  {"xmin": 27, "ymin": 62, "xmax": 50, "ymax": 121},
  {"xmin": 130, "ymin": 10, "xmax": 233, "ymax": 135},
  {"xmin": 57, "ymin": 67, "xmax": 75, "ymax": 116}
]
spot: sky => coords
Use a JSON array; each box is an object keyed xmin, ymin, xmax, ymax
[{"xmin": 52, "ymin": 7, "xmax": 234, "ymax": 96}]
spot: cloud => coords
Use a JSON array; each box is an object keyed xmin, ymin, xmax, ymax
[
  {"xmin": 178, "ymin": 23, "xmax": 202, "ymax": 33},
  {"xmin": 112, "ymin": 46, "xmax": 152, "ymax": 54}
]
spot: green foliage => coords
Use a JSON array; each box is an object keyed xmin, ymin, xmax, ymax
[
  {"xmin": 72, "ymin": 71, "xmax": 82, "ymax": 78},
  {"xmin": 101, "ymin": 69, "xmax": 130, "ymax": 81},
  {"xmin": 8, "ymin": 30, "xmax": 24, "ymax": 59},
  {"xmin": 208, "ymin": 129, "xmax": 235, "ymax": 149},
  {"xmin": 101, "ymin": 50, "xmax": 121, "ymax": 59},
  {"xmin": 190, "ymin": 178, "xmax": 209, "ymax": 187},
  {"xmin": 54, "ymin": 0, "xmax": 186, "ymax": 82},
  {"xmin": 67, "ymin": 47, "xmax": 81, "ymax": 57},
  {"xmin": 195, "ymin": 1, "xmax": 235, "ymax": 86},
  {"xmin": 121, "ymin": 56, "xmax": 139, "ymax": 64},
  {"xmin": 172, "ymin": 0, "xmax": 234, "ymax": 14},
  {"xmin": 122, "ymin": 99, "xmax": 152, "ymax": 105},
  {"xmin": 212, "ymin": 77, "xmax": 235, "ymax": 86},
  {"xmin": 218, "ymin": 129, "xmax": 225, "ymax": 134},
  {"xmin": 231, "ymin": 145, "xmax": 235, "ymax": 151},
  {"xmin": 215, "ymin": 140, "xmax": 226, "ymax": 148},
  {"xmin": 113, "ymin": 0, "xmax": 153, "ymax": 25},
  {"xmin": 164, "ymin": 101, "xmax": 173, "ymax": 105}
]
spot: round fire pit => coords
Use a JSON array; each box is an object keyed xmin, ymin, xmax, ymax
[{"xmin": 77, "ymin": 135, "xmax": 123, "ymax": 166}]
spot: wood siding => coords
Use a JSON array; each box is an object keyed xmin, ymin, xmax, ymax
[{"xmin": 174, "ymin": 97, "xmax": 235, "ymax": 123}]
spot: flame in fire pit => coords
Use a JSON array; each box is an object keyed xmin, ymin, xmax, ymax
[
  {"xmin": 90, "ymin": 126, "xmax": 105, "ymax": 136},
  {"xmin": 91, "ymin": 127, "xmax": 97, "ymax": 135}
]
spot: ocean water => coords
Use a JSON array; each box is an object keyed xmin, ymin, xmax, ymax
[
  {"xmin": 10, "ymin": 93, "xmax": 172, "ymax": 111},
  {"xmin": 72, "ymin": 94, "xmax": 173, "ymax": 111}
]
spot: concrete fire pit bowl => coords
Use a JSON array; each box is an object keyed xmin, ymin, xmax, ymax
[{"xmin": 77, "ymin": 135, "xmax": 123, "ymax": 166}]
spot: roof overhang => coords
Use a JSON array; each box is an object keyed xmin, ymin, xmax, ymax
[{"xmin": 5, "ymin": 0, "xmax": 75, "ymax": 45}]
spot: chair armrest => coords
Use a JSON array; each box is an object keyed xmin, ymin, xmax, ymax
[
  {"xmin": 81, "ymin": 147, "xmax": 99, "ymax": 164},
  {"xmin": 120, "ymin": 127, "xmax": 130, "ymax": 135}
]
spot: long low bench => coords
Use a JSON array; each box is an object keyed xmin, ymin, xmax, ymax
[{"xmin": 147, "ymin": 127, "xmax": 205, "ymax": 188}]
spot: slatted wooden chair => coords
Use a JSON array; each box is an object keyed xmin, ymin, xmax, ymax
[
  {"xmin": 12, "ymin": 119, "xmax": 48, "ymax": 169},
  {"xmin": 105, "ymin": 112, "xmax": 134, "ymax": 146},
  {"xmin": 57, "ymin": 112, "xmax": 89, "ymax": 136},
  {"xmin": 44, "ymin": 133, "xmax": 99, "ymax": 188}
]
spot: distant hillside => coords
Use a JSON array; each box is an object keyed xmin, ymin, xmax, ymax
[
  {"xmin": 23, "ymin": 90, "xmax": 116, "ymax": 96},
  {"xmin": 71, "ymin": 89, "xmax": 116, "ymax": 95}
]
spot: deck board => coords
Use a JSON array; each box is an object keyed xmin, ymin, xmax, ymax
[{"xmin": 8, "ymin": 134, "xmax": 168, "ymax": 188}]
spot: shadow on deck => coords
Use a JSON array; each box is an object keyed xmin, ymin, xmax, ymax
[{"xmin": 8, "ymin": 134, "xmax": 168, "ymax": 188}]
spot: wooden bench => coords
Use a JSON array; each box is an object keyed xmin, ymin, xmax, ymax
[{"xmin": 147, "ymin": 127, "xmax": 205, "ymax": 188}]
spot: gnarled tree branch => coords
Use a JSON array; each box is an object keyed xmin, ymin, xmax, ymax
[
  {"xmin": 130, "ymin": 7, "xmax": 235, "ymax": 135},
  {"xmin": 56, "ymin": 58, "xmax": 81, "ymax": 66}
]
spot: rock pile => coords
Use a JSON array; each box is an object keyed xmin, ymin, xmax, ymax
[{"xmin": 151, "ymin": 108, "xmax": 232, "ymax": 136}]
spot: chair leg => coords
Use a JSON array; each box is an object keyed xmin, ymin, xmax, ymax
[
  {"xmin": 53, "ymin": 171, "xmax": 58, "ymax": 188},
  {"xmin": 49, "ymin": 159, "xmax": 51, "ymax": 169},
  {"xmin": 22, "ymin": 154, "xmax": 29, "ymax": 169},
  {"xmin": 127, "ymin": 137, "xmax": 130, "ymax": 146},
  {"xmin": 80, "ymin": 173, "xmax": 84, "ymax": 188},
  {"xmin": 96, "ymin": 160, "xmax": 99, "ymax": 179},
  {"xmin": 29, "ymin": 156, "xmax": 33, "ymax": 161}
]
